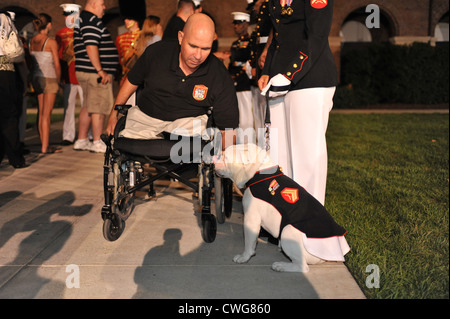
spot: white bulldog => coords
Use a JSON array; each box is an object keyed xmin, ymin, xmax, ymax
[{"xmin": 214, "ymin": 144, "xmax": 350, "ymax": 272}]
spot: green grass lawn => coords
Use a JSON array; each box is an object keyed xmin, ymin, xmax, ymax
[{"xmin": 326, "ymin": 113, "xmax": 449, "ymax": 299}]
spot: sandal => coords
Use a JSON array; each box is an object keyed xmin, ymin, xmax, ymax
[{"xmin": 41, "ymin": 146, "xmax": 63, "ymax": 154}]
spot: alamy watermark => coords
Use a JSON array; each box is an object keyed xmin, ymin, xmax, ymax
[
  {"xmin": 66, "ymin": 264, "xmax": 80, "ymax": 289},
  {"xmin": 365, "ymin": 264, "xmax": 380, "ymax": 289},
  {"xmin": 166, "ymin": 120, "xmax": 279, "ymax": 169},
  {"xmin": 366, "ymin": 4, "xmax": 380, "ymax": 29}
]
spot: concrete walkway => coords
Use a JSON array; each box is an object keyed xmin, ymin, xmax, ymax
[{"xmin": 0, "ymin": 118, "xmax": 366, "ymax": 301}]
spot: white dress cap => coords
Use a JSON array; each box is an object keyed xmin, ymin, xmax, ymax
[
  {"xmin": 60, "ymin": 3, "xmax": 82, "ymax": 14},
  {"xmin": 7, "ymin": 11, "xmax": 15, "ymax": 21},
  {"xmin": 231, "ymin": 12, "xmax": 250, "ymax": 23}
]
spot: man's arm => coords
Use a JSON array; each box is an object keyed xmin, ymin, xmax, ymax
[
  {"xmin": 86, "ymin": 44, "xmax": 111, "ymax": 84},
  {"xmin": 105, "ymin": 78, "xmax": 138, "ymax": 135}
]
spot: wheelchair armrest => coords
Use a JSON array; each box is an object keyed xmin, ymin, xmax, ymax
[{"xmin": 115, "ymin": 104, "xmax": 133, "ymax": 116}]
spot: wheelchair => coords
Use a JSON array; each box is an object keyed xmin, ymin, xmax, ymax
[{"xmin": 100, "ymin": 105, "xmax": 233, "ymax": 243}]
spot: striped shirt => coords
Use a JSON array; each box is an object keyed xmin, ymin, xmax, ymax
[{"xmin": 73, "ymin": 10, "xmax": 118, "ymax": 74}]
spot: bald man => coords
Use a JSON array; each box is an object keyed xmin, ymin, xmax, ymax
[{"xmin": 106, "ymin": 13, "xmax": 239, "ymax": 148}]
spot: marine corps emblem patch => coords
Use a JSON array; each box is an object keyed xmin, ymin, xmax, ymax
[
  {"xmin": 311, "ymin": 0, "xmax": 328, "ymax": 9},
  {"xmin": 281, "ymin": 188, "xmax": 299, "ymax": 204},
  {"xmin": 193, "ymin": 85, "xmax": 208, "ymax": 101}
]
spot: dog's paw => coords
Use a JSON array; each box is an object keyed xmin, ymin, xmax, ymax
[
  {"xmin": 233, "ymin": 252, "xmax": 255, "ymax": 264},
  {"xmin": 272, "ymin": 261, "xmax": 309, "ymax": 273}
]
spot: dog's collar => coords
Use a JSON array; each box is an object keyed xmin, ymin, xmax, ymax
[{"xmin": 246, "ymin": 166, "xmax": 283, "ymax": 188}]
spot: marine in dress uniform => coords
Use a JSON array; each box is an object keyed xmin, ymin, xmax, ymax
[
  {"xmin": 259, "ymin": 0, "xmax": 338, "ymax": 205},
  {"xmin": 56, "ymin": 4, "xmax": 83, "ymax": 145},
  {"xmin": 228, "ymin": 12, "xmax": 255, "ymax": 143}
]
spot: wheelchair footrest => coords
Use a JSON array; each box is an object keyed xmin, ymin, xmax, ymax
[{"xmin": 101, "ymin": 205, "xmax": 112, "ymax": 220}]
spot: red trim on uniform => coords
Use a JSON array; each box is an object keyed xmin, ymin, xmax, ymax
[
  {"xmin": 247, "ymin": 173, "xmax": 284, "ymax": 188},
  {"xmin": 285, "ymin": 51, "xmax": 309, "ymax": 81}
]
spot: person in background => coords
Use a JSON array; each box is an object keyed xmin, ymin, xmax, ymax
[
  {"xmin": 258, "ymin": 0, "xmax": 338, "ymax": 205},
  {"xmin": 163, "ymin": 0, "xmax": 195, "ymax": 40},
  {"xmin": 30, "ymin": 13, "xmax": 62, "ymax": 154},
  {"xmin": 10, "ymin": 11, "xmax": 30, "ymax": 155},
  {"xmin": 115, "ymin": 0, "xmax": 146, "ymax": 87},
  {"xmin": 192, "ymin": 0, "xmax": 221, "ymax": 59},
  {"xmin": 56, "ymin": 3, "xmax": 83, "ymax": 146},
  {"xmin": 135, "ymin": 15, "xmax": 163, "ymax": 57},
  {"xmin": 193, "ymin": 0, "xmax": 203, "ymax": 13},
  {"xmin": 247, "ymin": 0, "xmax": 271, "ymax": 143},
  {"xmin": 0, "ymin": 11, "xmax": 27, "ymax": 168},
  {"xmin": 228, "ymin": 12, "xmax": 254, "ymax": 143},
  {"xmin": 73, "ymin": 0, "xmax": 119, "ymax": 153}
]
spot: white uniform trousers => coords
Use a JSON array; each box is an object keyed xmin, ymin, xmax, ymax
[
  {"xmin": 268, "ymin": 87, "xmax": 335, "ymax": 205},
  {"xmin": 236, "ymin": 90, "xmax": 254, "ymax": 144},
  {"xmin": 251, "ymin": 85, "xmax": 266, "ymax": 144},
  {"xmin": 62, "ymin": 84, "xmax": 83, "ymax": 142}
]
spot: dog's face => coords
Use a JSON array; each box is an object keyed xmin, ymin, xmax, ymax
[{"xmin": 214, "ymin": 144, "xmax": 275, "ymax": 188}]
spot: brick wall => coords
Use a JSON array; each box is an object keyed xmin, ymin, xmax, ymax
[
  {"xmin": 2, "ymin": 0, "xmax": 448, "ymax": 61},
  {"xmin": 3, "ymin": 0, "xmax": 448, "ymax": 40}
]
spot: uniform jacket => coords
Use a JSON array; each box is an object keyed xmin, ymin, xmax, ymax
[
  {"xmin": 228, "ymin": 33, "xmax": 252, "ymax": 92},
  {"xmin": 115, "ymin": 29, "xmax": 141, "ymax": 77},
  {"xmin": 245, "ymin": 165, "xmax": 350, "ymax": 261},
  {"xmin": 246, "ymin": 166, "xmax": 346, "ymax": 238},
  {"xmin": 262, "ymin": 0, "xmax": 338, "ymax": 90},
  {"xmin": 249, "ymin": 0, "xmax": 272, "ymax": 80},
  {"xmin": 56, "ymin": 27, "xmax": 78, "ymax": 85}
]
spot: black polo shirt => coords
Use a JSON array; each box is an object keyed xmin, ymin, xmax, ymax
[
  {"xmin": 162, "ymin": 15, "xmax": 185, "ymax": 40},
  {"xmin": 127, "ymin": 40, "xmax": 239, "ymax": 130}
]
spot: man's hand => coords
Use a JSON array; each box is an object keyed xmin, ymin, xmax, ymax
[
  {"xmin": 106, "ymin": 110, "xmax": 118, "ymax": 136},
  {"xmin": 259, "ymin": 73, "xmax": 291, "ymax": 98},
  {"xmin": 106, "ymin": 79, "xmax": 139, "ymax": 136},
  {"xmin": 98, "ymin": 69, "xmax": 112, "ymax": 85},
  {"xmin": 258, "ymin": 49, "xmax": 267, "ymax": 70},
  {"xmin": 258, "ymin": 75, "xmax": 269, "ymax": 92}
]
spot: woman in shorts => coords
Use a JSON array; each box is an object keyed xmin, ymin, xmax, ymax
[{"xmin": 30, "ymin": 13, "xmax": 61, "ymax": 154}]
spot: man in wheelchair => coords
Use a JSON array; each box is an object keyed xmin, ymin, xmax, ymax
[{"xmin": 101, "ymin": 13, "xmax": 239, "ymax": 243}]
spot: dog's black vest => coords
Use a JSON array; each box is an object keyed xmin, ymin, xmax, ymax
[{"xmin": 245, "ymin": 166, "xmax": 347, "ymax": 239}]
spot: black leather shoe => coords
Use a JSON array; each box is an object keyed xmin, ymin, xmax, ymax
[{"xmin": 12, "ymin": 162, "xmax": 28, "ymax": 169}]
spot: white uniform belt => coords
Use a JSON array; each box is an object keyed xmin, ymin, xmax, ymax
[{"xmin": 258, "ymin": 36, "xmax": 269, "ymax": 44}]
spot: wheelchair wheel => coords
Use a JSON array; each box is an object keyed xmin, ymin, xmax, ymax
[
  {"xmin": 114, "ymin": 189, "xmax": 135, "ymax": 221},
  {"xmin": 103, "ymin": 214, "xmax": 125, "ymax": 241},
  {"xmin": 112, "ymin": 161, "xmax": 138, "ymax": 221},
  {"xmin": 214, "ymin": 175, "xmax": 233, "ymax": 223},
  {"xmin": 201, "ymin": 214, "xmax": 217, "ymax": 243},
  {"xmin": 214, "ymin": 175, "xmax": 225, "ymax": 224}
]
